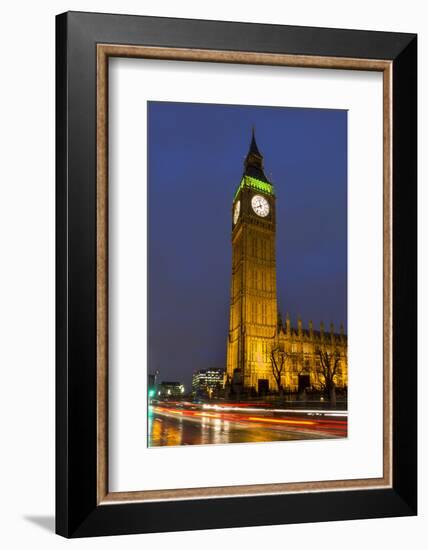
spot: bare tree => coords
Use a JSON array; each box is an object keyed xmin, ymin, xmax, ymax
[
  {"xmin": 315, "ymin": 347, "xmax": 341, "ymax": 407},
  {"xmin": 270, "ymin": 347, "xmax": 287, "ymax": 395}
]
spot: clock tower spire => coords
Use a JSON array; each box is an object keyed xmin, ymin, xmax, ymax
[
  {"xmin": 226, "ymin": 130, "xmax": 278, "ymax": 394},
  {"xmin": 244, "ymin": 127, "xmax": 268, "ymax": 180}
]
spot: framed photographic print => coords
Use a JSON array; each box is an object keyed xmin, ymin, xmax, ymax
[{"xmin": 56, "ymin": 11, "xmax": 417, "ymax": 538}]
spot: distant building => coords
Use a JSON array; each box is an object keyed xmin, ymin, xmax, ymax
[
  {"xmin": 157, "ymin": 381, "xmax": 185, "ymax": 398},
  {"xmin": 192, "ymin": 368, "xmax": 225, "ymax": 397}
]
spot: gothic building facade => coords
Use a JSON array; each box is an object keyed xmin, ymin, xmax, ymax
[{"xmin": 226, "ymin": 131, "xmax": 348, "ymax": 394}]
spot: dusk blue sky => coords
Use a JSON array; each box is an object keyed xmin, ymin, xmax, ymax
[{"xmin": 148, "ymin": 101, "xmax": 347, "ymax": 389}]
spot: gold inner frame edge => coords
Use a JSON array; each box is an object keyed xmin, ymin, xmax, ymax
[{"xmin": 96, "ymin": 44, "xmax": 393, "ymax": 505}]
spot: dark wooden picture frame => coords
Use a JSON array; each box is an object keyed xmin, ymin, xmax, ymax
[{"xmin": 56, "ymin": 11, "xmax": 417, "ymax": 538}]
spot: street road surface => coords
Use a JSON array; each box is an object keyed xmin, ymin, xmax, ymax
[{"xmin": 148, "ymin": 401, "xmax": 347, "ymax": 447}]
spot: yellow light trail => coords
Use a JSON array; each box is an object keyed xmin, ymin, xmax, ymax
[
  {"xmin": 248, "ymin": 417, "xmax": 315, "ymax": 426},
  {"xmin": 153, "ymin": 407, "xmax": 183, "ymax": 415}
]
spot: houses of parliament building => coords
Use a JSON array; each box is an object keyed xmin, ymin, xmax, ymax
[{"xmin": 225, "ymin": 131, "xmax": 348, "ymax": 395}]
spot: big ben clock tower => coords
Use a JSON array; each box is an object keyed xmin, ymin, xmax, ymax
[{"xmin": 226, "ymin": 130, "xmax": 278, "ymax": 393}]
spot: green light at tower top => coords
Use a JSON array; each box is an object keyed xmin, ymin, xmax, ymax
[{"xmin": 234, "ymin": 175, "xmax": 275, "ymax": 201}]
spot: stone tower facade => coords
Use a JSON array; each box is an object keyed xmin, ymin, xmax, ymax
[
  {"xmin": 226, "ymin": 131, "xmax": 348, "ymax": 395},
  {"xmin": 226, "ymin": 130, "xmax": 278, "ymax": 393}
]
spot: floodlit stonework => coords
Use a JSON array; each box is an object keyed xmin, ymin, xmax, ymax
[{"xmin": 226, "ymin": 131, "xmax": 348, "ymax": 394}]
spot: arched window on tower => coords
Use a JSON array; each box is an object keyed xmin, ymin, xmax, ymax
[
  {"xmin": 261, "ymin": 303, "xmax": 267, "ymax": 324},
  {"xmin": 252, "ymin": 237, "xmax": 258, "ymax": 258},
  {"xmin": 261, "ymin": 239, "xmax": 267, "ymax": 260},
  {"xmin": 251, "ymin": 302, "xmax": 257, "ymax": 323}
]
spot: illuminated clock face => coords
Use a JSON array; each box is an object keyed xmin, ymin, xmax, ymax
[
  {"xmin": 233, "ymin": 200, "xmax": 241, "ymax": 224},
  {"xmin": 251, "ymin": 194, "xmax": 270, "ymax": 217}
]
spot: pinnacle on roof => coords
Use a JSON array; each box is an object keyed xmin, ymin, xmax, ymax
[
  {"xmin": 243, "ymin": 127, "xmax": 271, "ymax": 184},
  {"xmin": 249, "ymin": 126, "xmax": 262, "ymax": 157}
]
